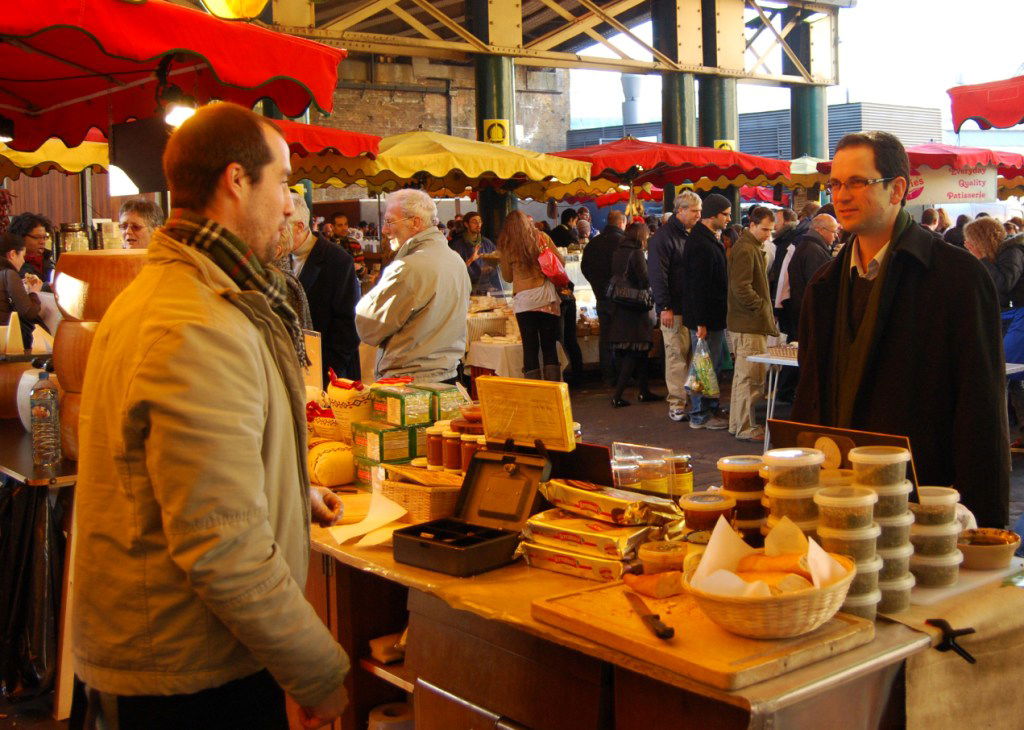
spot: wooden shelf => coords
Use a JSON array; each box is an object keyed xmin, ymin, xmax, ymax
[{"xmin": 359, "ymin": 657, "xmax": 415, "ymax": 693}]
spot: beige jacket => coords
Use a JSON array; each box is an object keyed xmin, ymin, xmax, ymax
[
  {"xmin": 355, "ymin": 226, "xmax": 470, "ymax": 381},
  {"xmin": 499, "ymin": 231, "xmax": 563, "ymax": 294},
  {"xmin": 72, "ymin": 231, "xmax": 349, "ymax": 706}
]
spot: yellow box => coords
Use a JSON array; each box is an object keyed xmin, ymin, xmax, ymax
[{"xmin": 476, "ymin": 376, "xmax": 575, "ymax": 452}]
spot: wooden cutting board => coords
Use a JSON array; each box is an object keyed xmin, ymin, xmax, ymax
[{"xmin": 532, "ymin": 582, "xmax": 874, "ymax": 690}]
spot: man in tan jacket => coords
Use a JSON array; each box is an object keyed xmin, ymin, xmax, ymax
[
  {"xmin": 73, "ymin": 103, "xmax": 348, "ymax": 729},
  {"xmin": 727, "ymin": 207, "xmax": 779, "ymax": 441}
]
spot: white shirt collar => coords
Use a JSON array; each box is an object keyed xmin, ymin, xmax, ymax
[{"xmin": 850, "ymin": 238, "xmax": 890, "ymax": 281}]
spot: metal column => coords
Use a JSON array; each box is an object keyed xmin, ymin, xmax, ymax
[
  {"xmin": 699, "ymin": 0, "xmax": 739, "ymax": 219},
  {"xmin": 652, "ymin": 0, "xmax": 698, "ymax": 210},
  {"xmin": 784, "ymin": 10, "xmax": 828, "ymax": 160},
  {"xmin": 468, "ymin": 0, "xmax": 518, "ymax": 240}
]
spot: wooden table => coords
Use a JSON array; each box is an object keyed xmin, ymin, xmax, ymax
[
  {"xmin": 309, "ymin": 531, "xmax": 930, "ymax": 730},
  {"xmin": 0, "ymin": 418, "xmax": 78, "ymax": 487}
]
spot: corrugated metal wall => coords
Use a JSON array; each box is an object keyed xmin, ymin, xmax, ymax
[{"xmin": 568, "ymin": 102, "xmax": 944, "ymax": 160}]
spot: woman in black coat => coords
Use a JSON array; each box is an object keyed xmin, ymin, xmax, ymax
[{"xmin": 608, "ymin": 223, "xmax": 663, "ymax": 407}]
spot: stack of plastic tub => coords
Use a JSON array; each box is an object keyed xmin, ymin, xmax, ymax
[
  {"xmin": 759, "ymin": 448, "xmax": 825, "ymax": 539},
  {"xmin": 815, "ymin": 485, "xmax": 881, "ymax": 620},
  {"xmin": 909, "ymin": 487, "xmax": 964, "ymax": 590},
  {"xmin": 717, "ymin": 455, "xmax": 767, "ymax": 545},
  {"xmin": 848, "ymin": 446, "xmax": 916, "ymax": 615}
]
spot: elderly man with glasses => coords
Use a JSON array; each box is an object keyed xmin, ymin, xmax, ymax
[
  {"xmin": 792, "ymin": 131, "xmax": 1009, "ymax": 529},
  {"xmin": 784, "ymin": 212, "xmax": 839, "ymax": 334},
  {"xmin": 118, "ymin": 198, "xmax": 166, "ymax": 249},
  {"xmin": 355, "ymin": 189, "xmax": 470, "ymax": 382}
]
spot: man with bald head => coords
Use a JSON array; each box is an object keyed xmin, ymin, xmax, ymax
[{"xmin": 786, "ymin": 213, "xmax": 839, "ymax": 331}]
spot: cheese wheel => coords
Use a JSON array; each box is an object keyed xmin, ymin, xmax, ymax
[
  {"xmin": 53, "ymin": 320, "xmax": 98, "ymax": 393},
  {"xmin": 0, "ymin": 362, "xmax": 33, "ymax": 419},
  {"xmin": 60, "ymin": 391, "xmax": 82, "ymax": 462},
  {"xmin": 54, "ymin": 249, "xmax": 148, "ymax": 321},
  {"xmin": 308, "ymin": 439, "xmax": 355, "ymax": 487}
]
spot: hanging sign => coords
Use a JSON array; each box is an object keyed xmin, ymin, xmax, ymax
[
  {"xmin": 906, "ymin": 165, "xmax": 997, "ymax": 205},
  {"xmin": 714, "ymin": 139, "xmax": 736, "ymax": 151},
  {"xmin": 483, "ymin": 119, "xmax": 510, "ymax": 145}
]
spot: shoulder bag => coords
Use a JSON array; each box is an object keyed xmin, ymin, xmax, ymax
[{"xmin": 606, "ymin": 250, "xmax": 653, "ymax": 311}]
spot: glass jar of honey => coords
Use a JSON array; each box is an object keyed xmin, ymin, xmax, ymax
[
  {"xmin": 612, "ymin": 462, "xmax": 641, "ymax": 490},
  {"xmin": 637, "ymin": 458, "xmax": 670, "ymax": 496},
  {"xmin": 460, "ymin": 433, "xmax": 479, "ymax": 473},
  {"xmin": 678, "ymin": 492, "xmax": 737, "ymax": 532},
  {"xmin": 425, "ymin": 425, "xmax": 445, "ymax": 471},
  {"xmin": 442, "ymin": 430, "xmax": 462, "ymax": 472},
  {"xmin": 664, "ymin": 453, "xmax": 693, "ymax": 497}
]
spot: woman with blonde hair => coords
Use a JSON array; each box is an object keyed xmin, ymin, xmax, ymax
[
  {"xmin": 965, "ymin": 216, "xmax": 1024, "ymax": 308},
  {"xmin": 498, "ymin": 210, "xmax": 565, "ymax": 380},
  {"xmin": 936, "ymin": 208, "xmax": 952, "ymax": 235}
]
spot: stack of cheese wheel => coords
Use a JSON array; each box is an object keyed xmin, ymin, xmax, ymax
[
  {"xmin": 51, "ymin": 250, "xmax": 148, "ymax": 460},
  {"xmin": 0, "ymin": 361, "xmax": 34, "ymax": 419}
]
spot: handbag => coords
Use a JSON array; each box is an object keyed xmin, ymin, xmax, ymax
[
  {"xmin": 537, "ymin": 238, "xmax": 570, "ymax": 288},
  {"xmin": 606, "ymin": 250, "xmax": 653, "ymax": 311}
]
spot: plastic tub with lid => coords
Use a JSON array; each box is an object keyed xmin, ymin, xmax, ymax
[
  {"xmin": 847, "ymin": 445, "xmax": 911, "ymax": 487},
  {"xmin": 910, "ymin": 549, "xmax": 963, "ymax": 588},
  {"xmin": 716, "ymin": 455, "xmax": 765, "ymax": 492},
  {"xmin": 816, "ymin": 523, "xmax": 881, "ymax": 563},
  {"xmin": 862, "ymin": 479, "xmax": 913, "ymax": 518},
  {"xmin": 763, "ymin": 484, "xmax": 819, "ymax": 523},
  {"xmin": 678, "ymin": 492, "xmax": 736, "ymax": 532},
  {"xmin": 909, "ymin": 486, "xmax": 960, "ymax": 526},
  {"xmin": 877, "ymin": 573, "xmax": 916, "ymax": 613},
  {"xmin": 761, "ymin": 447, "xmax": 824, "ymax": 488},
  {"xmin": 875, "ymin": 510, "xmax": 915, "ymax": 549},
  {"xmin": 910, "ymin": 521, "xmax": 961, "ymax": 556},
  {"xmin": 814, "ymin": 486, "xmax": 878, "ymax": 530},
  {"xmin": 850, "ymin": 554, "xmax": 883, "ymax": 596},
  {"xmin": 841, "ymin": 589, "xmax": 881, "ymax": 621},
  {"xmin": 877, "ymin": 543, "xmax": 914, "ymax": 581}
]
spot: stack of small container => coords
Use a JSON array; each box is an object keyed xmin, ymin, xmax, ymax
[
  {"xmin": 846, "ymin": 446, "xmax": 916, "ymax": 617},
  {"xmin": 815, "ymin": 484, "xmax": 881, "ymax": 620},
  {"xmin": 909, "ymin": 487, "xmax": 964, "ymax": 590},
  {"xmin": 760, "ymin": 447, "xmax": 826, "ymax": 539},
  {"xmin": 717, "ymin": 455, "xmax": 767, "ymax": 544}
]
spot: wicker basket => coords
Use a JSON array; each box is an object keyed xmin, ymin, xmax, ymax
[
  {"xmin": 381, "ymin": 479, "xmax": 461, "ymax": 524},
  {"xmin": 683, "ymin": 553, "xmax": 856, "ymax": 639},
  {"xmin": 766, "ymin": 344, "xmax": 799, "ymax": 359}
]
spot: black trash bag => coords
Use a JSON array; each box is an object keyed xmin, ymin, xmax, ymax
[{"xmin": 0, "ymin": 477, "xmax": 66, "ymax": 700}]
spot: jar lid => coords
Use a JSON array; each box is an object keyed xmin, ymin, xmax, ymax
[
  {"xmin": 816, "ymin": 523, "xmax": 881, "ymax": 540},
  {"xmin": 720, "ymin": 489, "xmax": 765, "ymax": 503},
  {"xmin": 910, "ymin": 521, "xmax": 961, "ymax": 536},
  {"xmin": 842, "ymin": 589, "xmax": 882, "ymax": 607},
  {"xmin": 614, "ymin": 455, "xmax": 643, "ymax": 464},
  {"xmin": 909, "ymin": 549, "xmax": 964, "ymax": 566},
  {"xmin": 665, "ymin": 453, "xmax": 692, "ymax": 463},
  {"xmin": 765, "ymin": 513, "xmax": 818, "ymax": 530},
  {"xmin": 434, "ymin": 420, "xmax": 452, "ymax": 429},
  {"xmin": 764, "ymin": 483, "xmax": 820, "ymax": 499},
  {"xmin": 877, "ymin": 573, "xmax": 917, "ymax": 591},
  {"xmin": 762, "ymin": 447, "xmax": 825, "ymax": 467},
  {"xmin": 425, "ymin": 425, "xmax": 446, "ymax": 435},
  {"xmin": 613, "ymin": 462, "xmax": 639, "ymax": 471},
  {"xmin": 684, "ymin": 530, "xmax": 712, "ymax": 545},
  {"xmin": 716, "ymin": 455, "xmax": 762, "ymax": 472},
  {"xmin": 461, "ymin": 433, "xmax": 478, "ymax": 442},
  {"xmin": 442, "ymin": 430, "xmax": 460, "ymax": 438},
  {"xmin": 410, "ymin": 457, "xmax": 428, "ymax": 468},
  {"xmin": 856, "ymin": 554, "xmax": 884, "ymax": 573},
  {"xmin": 638, "ymin": 458, "xmax": 668, "ymax": 467},
  {"xmin": 813, "ymin": 486, "xmax": 878, "ymax": 508},
  {"xmin": 734, "ymin": 517, "xmax": 766, "ymax": 529},
  {"xmin": 857, "ymin": 479, "xmax": 913, "ymax": 496},
  {"xmin": 679, "ymin": 492, "xmax": 737, "ymax": 511},
  {"xmin": 847, "ymin": 445, "xmax": 911, "ymax": 465},
  {"xmin": 917, "ymin": 486, "xmax": 960, "ymax": 506},
  {"xmin": 638, "ymin": 541, "xmax": 687, "ymax": 556},
  {"xmin": 877, "ymin": 542, "xmax": 915, "ymax": 560},
  {"xmin": 875, "ymin": 511, "xmax": 915, "ymax": 527}
]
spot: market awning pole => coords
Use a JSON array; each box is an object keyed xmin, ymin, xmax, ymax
[
  {"xmin": 79, "ymin": 168, "xmax": 93, "ymax": 233},
  {"xmin": 785, "ymin": 8, "xmax": 828, "ymax": 207},
  {"xmin": 653, "ymin": 0, "xmax": 698, "ymax": 213}
]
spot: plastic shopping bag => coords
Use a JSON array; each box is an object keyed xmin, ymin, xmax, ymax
[
  {"xmin": 537, "ymin": 246, "xmax": 570, "ymax": 288},
  {"xmin": 685, "ymin": 337, "xmax": 720, "ymax": 398}
]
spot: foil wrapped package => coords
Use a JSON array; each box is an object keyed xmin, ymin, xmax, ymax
[
  {"xmin": 518, "ymin": 541, "xmax": 639, "ymax": 582},
  {"xmin": 524, "ymin": 509, "xmax": 652, "ymax": 559},
  {"xmin": 540, "ymin": 478, "xmax": 685, "ymax": 528}
]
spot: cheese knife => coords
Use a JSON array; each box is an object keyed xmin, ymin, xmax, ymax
[{"xmin": 624, "ymin": 591, "xmax": 675, "ymax": 640}]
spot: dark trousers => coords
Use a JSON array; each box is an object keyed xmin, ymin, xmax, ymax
[
  {"xmin": 613, "ymin": 350, "xmax": 650, "ymax": 400},
  {"xmin": 595, "ymin": 299, "xmax": 614, "ymax": 384},
  {"xmin": 559, "ymin": 296, "xmax": 585, "ymax": 378},
  {"xmin": 516, "ymin": 310, "xmax": 560, "ymax": 373},
  {"xmin": 81, "ymin": 670, "xmax": 287, "ymax": 730}
]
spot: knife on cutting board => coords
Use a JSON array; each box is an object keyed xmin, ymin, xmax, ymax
[{"xmin": 624, "ymin": 591, "xmax": 675, "ymax": 640}]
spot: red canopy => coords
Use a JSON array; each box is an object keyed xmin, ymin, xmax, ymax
[
  {"xmin": 594, "ymin": 187, "xmax": 663, "ymax": 207},
  {"xmin": 949, "ymin": 76, "xmax": 1024, "ymax": 133},
  {"xmin": 817, "ymin": 143, "xmax": 1024, "ymax": 177},
  {"xmin": 740, "ymin": 186, "xmax": 790, "ymax": 206},
  {"xmin": 1, "ymin": 0, "xmax": 344, "ymax": 151},
  {"xmin": 274, "ymin": 118, "xmax": 380, "ymax": 160},
  {"xmin": 550, "ymin": 137, "xmax": 790, "ymax": 186}
]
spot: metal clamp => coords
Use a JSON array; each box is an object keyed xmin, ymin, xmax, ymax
[{"xmin": 925, "ymin": 618, "xmax": 976, "ymax": 664}]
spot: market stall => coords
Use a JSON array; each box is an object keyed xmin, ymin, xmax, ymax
[{"xmin": 949, "ymin": 75, "xmax": 1024, "ymax": 133}]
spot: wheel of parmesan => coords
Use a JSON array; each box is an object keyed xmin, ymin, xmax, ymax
[{"xmin": 308, "ymin": 438, "xmax": 355, "ymax": 487}]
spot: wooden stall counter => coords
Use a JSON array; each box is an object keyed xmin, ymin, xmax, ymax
[{"xmin": 309, "ymin": 529, "xmax": 931, "ymax": 730}]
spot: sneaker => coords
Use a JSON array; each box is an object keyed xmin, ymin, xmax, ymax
[
  {"xmin": 689, "ymin": 418, "xmax": 706, "ymax": 429},
  {"xmin": 737, "ymin": 426, "xmax": 765, "ymax": 441},
  {"xmin": 668, "ymin": 407, "xmax": 689, "ymax": 422},
  {"xmin": 705, "ymin": 415, "xmax": 729, "ymax": 431}
]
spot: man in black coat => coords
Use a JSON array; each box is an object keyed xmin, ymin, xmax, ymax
[
  {"xmin": 581, "ymin": 210, "xmax": 626, "ymax": 385},
  {"xmin": 549, "ymin": 208, "xmax": 578, "ymax": 248},
  {"xmin": 649, "ymin": 191, "xmax": 703, "ymax": 421},
  {"xmin": 793, "ymin": 131, "xmax": 1009, "ymax": 528},
  {"xmin": 681, "ymin": 193, "xmax": 731, "ymax": 430},
  {"xmin": 785, "ymin": 213, "xmax": 838, "ymax": 333},
  {"xmin": 289, "ymin": 193, "xmax": 362, "ymax": 385}
]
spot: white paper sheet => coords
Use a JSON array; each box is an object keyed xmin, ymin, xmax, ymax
[{"xmin": 328, "ymin": 491, "xmax": 406, "ymax": 545}]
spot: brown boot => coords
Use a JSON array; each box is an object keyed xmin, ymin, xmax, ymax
[{"xmin": 542, "ymin": 364, "xmax": 562, "ymax": 382}]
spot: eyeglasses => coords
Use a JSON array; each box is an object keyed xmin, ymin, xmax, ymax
[
  {"xmin": 383, "ymin": 216, "xmax": 412, "ymax": 228},
  {"xmin": 118, "ymin": 223, "xmax": 147, "ymax": 233},
  {"xmin": 825, "ymin": 176, "xmax": 894, "ymax": 194},
  {"xmin": 25, "ymin": 233, "xmax": 50, "ymax": 241}
]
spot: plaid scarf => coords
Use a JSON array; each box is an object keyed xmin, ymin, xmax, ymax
[{"xmin": 163, "ymin": 212, "xmax": 308, "ymax": 367}]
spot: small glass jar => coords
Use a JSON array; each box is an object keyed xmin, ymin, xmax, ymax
[
  {"xmin": 665, "ymin": 453, "xmax": 693, "ymax": 497},
  {"xmin": 442, "ymin": 430, "xmax": 462, "ymax": 472},
  {"xmin": 425, "ymin": 425, "xmax": 445, "ymax": 471},
  {"xmin": 637, "ymin": 458, "xmax": 671, "ymax": 496},
  {"xmin": 679, "ymin": 492, "xmax": 737, "ymax": 532},
  {"xmin": 460, "ymin": 433, "xmax": 479, "ymax": 473},
  {"xmin": 612, "ymin": 462, "xmax": 641, "ymax": 490},
  {"xmin": 572, "ymin": 421, "xmax": 583, "ymax": 443}
]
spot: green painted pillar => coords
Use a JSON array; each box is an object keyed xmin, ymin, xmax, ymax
[
  {"xmin": 783, "ymin": 9, "xmax": 827, "ymax": 207},
  {"xmin": 651, "ymin": 0, "xmax": 697, "ymax": 210},
  {"xmin": 698, "ymin": 75, "xmax": 740, "ymax": 219},
  {"xmin": 468, "ymin": 0, "xmax": 517, "ymax": 240}
]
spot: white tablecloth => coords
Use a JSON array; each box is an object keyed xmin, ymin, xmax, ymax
[{"xmin": 466, "ymin": 340, "xmax": 567, "ymax": 378}]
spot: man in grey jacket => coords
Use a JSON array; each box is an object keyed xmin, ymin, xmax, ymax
[{"xmin": 356, "ymin": 189, "xmax": 470, "ymax": 382}]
